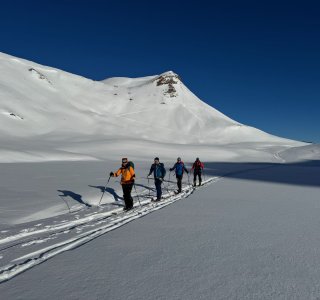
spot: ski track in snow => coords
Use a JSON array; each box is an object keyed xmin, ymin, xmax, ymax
[
  {"xmin": 273, "ymin": 150, "xmax": 286, "ymax": 163},
  {"xmin": 0, "ymin": 177, "xmax": 220, "ymax": 283},
  {"xmin": 115, "ymin": 108, "xmax": 154, "ymax": 117}
]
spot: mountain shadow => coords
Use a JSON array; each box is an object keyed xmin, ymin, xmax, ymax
[{"xmin": 202, "ymin": 160, "xmax": 320, "ymax": 187}]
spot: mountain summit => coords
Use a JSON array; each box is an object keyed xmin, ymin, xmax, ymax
[{"xmin": 153, "ymin": 71, "xmax": 181, "ymax": 98}]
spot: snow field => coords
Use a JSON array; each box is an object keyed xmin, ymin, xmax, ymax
[{"xmin": 0, "ymin": 177, "xmax": 217, "ymax": 283}]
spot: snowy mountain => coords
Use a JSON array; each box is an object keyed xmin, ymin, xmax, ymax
[{"xmin": 0, "ymin": 52, "xmax": 303, "ymax": 162}]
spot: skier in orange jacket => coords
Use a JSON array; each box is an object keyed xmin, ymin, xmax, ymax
[{"xmin": 110, "ymin": 158, "xmax": 135, "ymax": 210}]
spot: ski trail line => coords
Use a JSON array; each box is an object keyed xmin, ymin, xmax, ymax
[{"xmin": 0, "ymin": 177, "xmax": 220, "ymax": 283}]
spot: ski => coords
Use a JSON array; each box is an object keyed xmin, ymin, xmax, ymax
[
  {"xmin": 110, "ymin": 202, "xmax": 125, "ymax": 207},
  {"xmin": 111, "ymin": 206, "xmax": 143, "ymax": 216}
]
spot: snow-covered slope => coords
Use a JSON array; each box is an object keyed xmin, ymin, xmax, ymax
[{"xmin": 0, "ymin": 52, "xmax": 304, "ymax": 162}]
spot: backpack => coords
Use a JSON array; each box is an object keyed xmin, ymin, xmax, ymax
[
  {"xmin": 194, "ymin": 160, "xmax": 202, "ymax": 169},
  {"xmin": 175, "ymin": 162, "xmax": 184, "ymax": 176},
  {"xmin": 126, "ymin": 161, "xmax": 134, "ymax": 170}
]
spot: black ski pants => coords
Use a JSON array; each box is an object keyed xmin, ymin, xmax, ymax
[
  {"xmin": 122, "ymin": 183, "xmax": 133, "ymax": 209},
  {"xmin": 154, "ymin": 178, "xmax": 162, "ymax": 199},
  {"xmin": 193, "ymin": 170, "xmax": 202, "ymax": 186},
  {"xmin": 176, "ymin": 175, "xmax": 183, "ymax": 192}
]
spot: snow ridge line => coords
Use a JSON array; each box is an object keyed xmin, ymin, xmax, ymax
[{"xmin": 0, "ymin": 177, "xmax": 219, "ymax": 283}]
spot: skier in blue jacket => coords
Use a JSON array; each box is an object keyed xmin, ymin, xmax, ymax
[
  {"xmin": 148, "ymin": 157, "xmax": 166, "ymax": 201},
  {"xmin": 170, "ymin": 157, "xmax": 188, "ymax": 193}
]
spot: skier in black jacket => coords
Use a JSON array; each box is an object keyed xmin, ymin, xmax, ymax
[{"xmin": 148, "ymin": 157, "xmax": 166, "ymax": 201}]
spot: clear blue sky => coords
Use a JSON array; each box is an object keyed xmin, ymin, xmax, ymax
[{"xmin": 1, "ymin": 0, "xmax": 319, "ymax": 142}]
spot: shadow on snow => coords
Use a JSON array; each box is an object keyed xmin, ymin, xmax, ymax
[
  {"xmin": 57, "ymin": 190, "xmax": 91, "ymax": 207},
  {"xmin": 88, "ymin": 185, "xmax": 123, "ymax": 202}
]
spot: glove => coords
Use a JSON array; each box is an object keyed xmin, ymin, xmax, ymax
[
  {"xmin": 169, "ymin": 168, "xmax": 173, "ymax": 172},
  {"xmin": 109, "ymin": 172, "xmax": 114, "ymax": 177},
  {"xmin": 186, "ymin": 170, "xmax": 189, "ymax": 174}
]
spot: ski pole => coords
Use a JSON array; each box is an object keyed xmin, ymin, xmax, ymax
[
  {"xmin": 167, "ymin": 171, "xmax": 171, "ymax": 192},
  {"xmin": 59, "ymin": 194, "xmax": 71, "ymax": 213},
  {"xmin": 148, "ymin": 177, "xmax": 151, "ymax": 197},
  {"xmin": 133, "ymin": 183, "xmax": 141, "ymax": 207},
  {"xmin": 162, "ymin": 177, "xmax": 169, "ymax": 195},
  {"xmin": 98, "ymin": 175, "xmax": 111, "ymax": 206},
  {"xmin": 141, "ymin": 177, "xmax": 173, "ymax": 183},
  {"xmin": 191, "ymin": 169, "xmax": 194, "ymax": 186}
]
